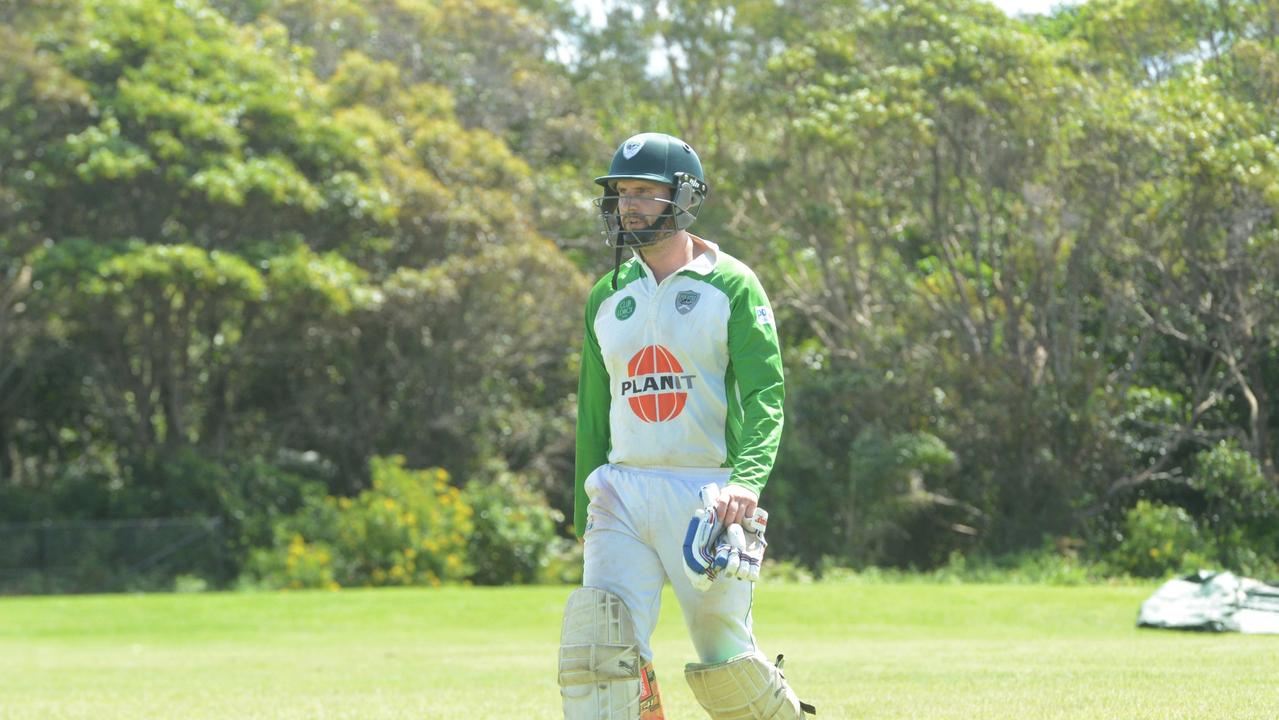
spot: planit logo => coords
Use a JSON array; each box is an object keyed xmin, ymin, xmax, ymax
[{"xmin": 622, "ymin": 345, "xmax": 696, "ymax": 423}]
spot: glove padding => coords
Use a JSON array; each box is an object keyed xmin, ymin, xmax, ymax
[
  {"xmin": 682, "ymin": 484, "xmax": 769, "ymax": 591},
  {"xmin": 713, "ymin": 509, "xmax": 768, "ymax": 583}
]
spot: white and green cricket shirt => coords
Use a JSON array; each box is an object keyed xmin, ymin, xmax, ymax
[{"xmin": 573, "ymin": 238, "xmax": 785, "ymax": 536}]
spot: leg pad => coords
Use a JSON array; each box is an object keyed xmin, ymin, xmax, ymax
[
  {"xmin": 559, "ymin": 587, "xmax": 644, "ymax": 719},
  {"xmin": 685, "ymin": 652, "xmax": 814, "ymax": 719}
]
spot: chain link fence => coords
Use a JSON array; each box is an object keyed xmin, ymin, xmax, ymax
[{"xmin": 0, "ymin": 517, "xmax": 227, "ymax": 595}]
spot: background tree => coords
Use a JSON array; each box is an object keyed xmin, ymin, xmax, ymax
[
  {"xmin": 4, "ymin": 0, "xmax": 1278, "ymax": 587},
  {"xmin": 0, "ymin": 0, "xmax": 586, "ymax": 584}
]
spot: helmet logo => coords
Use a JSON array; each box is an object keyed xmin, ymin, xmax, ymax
[{"xmin": 622, "ymin": 138, "xmax": 646, "ymax": 159}]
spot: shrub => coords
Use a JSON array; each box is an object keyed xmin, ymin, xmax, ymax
[
  {"xmin": 463, "ymin": 465, "xmax": 564, "ymax": 585},
  {"xmin": 243, "ymin": 455, "xmax": 473, "ymax": 589},
  {"xmin": 1107, "ymin": 500, "xmax": 1216, "ymax": 578},
  {"xmin": 244, "ymin": 533, "xmax": 338, "ymax": 590},
  {"xmin": 1188, "ymin": 441, "xmax": 1279, "ymax": 578}
]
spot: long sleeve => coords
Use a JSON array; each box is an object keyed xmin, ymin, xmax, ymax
[
  {"xmin": 574, "ymin": 302, "xmax": 612, "ymax": 537},
  {"xmin": 724, "ymin": 274, "xmax": 785, "ymax": 495}
]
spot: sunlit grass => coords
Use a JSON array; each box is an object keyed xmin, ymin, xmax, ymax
[{"xmin": 2, "ymin": 582, "xmax": 1278, "ymax": 718}]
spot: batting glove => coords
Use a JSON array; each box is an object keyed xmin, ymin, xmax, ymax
[
  {"xmin": 682, "ymin": 484, "xmax": 725, "ymax": 592},
  {"xmin": 712, "ymin": 509, "xmax": 768, "ymax": 583}
]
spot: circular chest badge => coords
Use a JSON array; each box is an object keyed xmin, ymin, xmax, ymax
[
  {"xmin": 622, "ymin": 345, "xmax": 695, "ymax": 423},
  {"xmin": 615, "ymin": 296, "xmax": 636, "ymax": 320}
]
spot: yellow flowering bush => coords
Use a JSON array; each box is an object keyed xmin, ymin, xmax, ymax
[{"xmin": 244, "ymin": 455, "xmax": 473, "ymax": 588}]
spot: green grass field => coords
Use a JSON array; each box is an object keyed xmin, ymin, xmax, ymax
[{"xmin": 2, "ymin": 581, "xmax": 1278, "ymax": 719}]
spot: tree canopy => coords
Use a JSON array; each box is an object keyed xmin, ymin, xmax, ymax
[{"xmin": 3, "ymin": 0, "xmax": 1278, "ymax": 587}]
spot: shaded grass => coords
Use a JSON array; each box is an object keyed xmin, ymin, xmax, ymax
[{"xmin": 2, "ymin": 582, "xmax": 1278, "ymax": 718}]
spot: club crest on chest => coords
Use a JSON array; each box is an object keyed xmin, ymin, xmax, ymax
[
  {"xmin": 615, "ymin": 296, "xmax": 637, "ymax": 320},
  {"xmin": 675, "ymin": 290, "xmax": 700, "ymax": 315}
]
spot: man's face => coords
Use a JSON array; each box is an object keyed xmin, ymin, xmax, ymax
[{"xmin": 615, "ymin": 179, "xmax": 672, "ymax": 231}]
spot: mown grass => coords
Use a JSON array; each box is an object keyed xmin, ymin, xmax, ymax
[{"xmin": 2, "ymin": 581, "xmax": 1278, "ymax": 719}]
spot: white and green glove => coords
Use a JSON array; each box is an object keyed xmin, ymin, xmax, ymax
[
  {"xmin": 682, "ymin": 484, "xmax": 769, "ymax": 591},
  {"xmin": 714, "ymin": 508, "xmax": 768, "ymax": 583}
]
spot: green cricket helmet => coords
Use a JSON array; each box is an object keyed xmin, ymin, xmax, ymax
[{"xmin": 593, "ymin": 132, "xmax": 709, "ymax": 251}]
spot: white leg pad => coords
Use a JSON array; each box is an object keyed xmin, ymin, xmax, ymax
[
  {"xmin": 685, "ymin": 652, "xmax": 808, "ymax": 719},
  {"xmin": 559, "ymin": 587, "xmax": 643, "ymax": 720}
]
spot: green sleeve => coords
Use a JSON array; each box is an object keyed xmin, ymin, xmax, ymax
[
  {"xmin": 725, "ymin": 274, "xmax": 785, "ymax": 496},
  {"xmin": 574, "ymin": 297, "xmax": 611, "ymax": 537}
]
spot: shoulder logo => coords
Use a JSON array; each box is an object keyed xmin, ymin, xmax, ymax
[
  {"xmin": 622, "ymin": 138, "xmax": 646, "ymax": 159},
  {"xmin": 615, "ymin": 296, "xmax": 636, "ymax": 320},
  {"xmin": 675, "ymin": 290, "xmax": 700, "ymax": 315},
  {"xmin": 754, "ymin": 305, "xmax": 774, "ymax": 327}
]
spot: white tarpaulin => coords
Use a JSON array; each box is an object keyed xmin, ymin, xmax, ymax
[{"xmin": 1138, "ymin": 570, "xmax": 1279, "ymax": 634}]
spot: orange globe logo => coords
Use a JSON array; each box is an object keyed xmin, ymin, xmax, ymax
[{"xmin": 622, "ymin": 345, "xmax": 696, "ymax": 422}]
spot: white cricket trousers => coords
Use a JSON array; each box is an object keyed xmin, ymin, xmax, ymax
[{"xmin": 581, "ymin": 463, "xmax": 757, "ymax": 665}]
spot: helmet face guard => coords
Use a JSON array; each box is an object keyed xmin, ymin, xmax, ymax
[
  {"xmin": 595, "ymin": 133, "xmax": 708, "ymax": 287},
  {"xmin": 594, "ymin": 133, "xmax": 708, "ymax": 248},
  {"xmin": 594, "ymin": 171, "xmax": 707, "ymax": 248}
]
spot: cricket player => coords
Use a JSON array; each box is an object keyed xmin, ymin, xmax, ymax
[{"xmin": 557, "ymin": 132, "xmax": 814, "ymax": 719}]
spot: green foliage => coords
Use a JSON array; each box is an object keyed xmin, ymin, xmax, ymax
[
  {"xmin": 1108, "ymin": 500, "xmax": 1217, "ymax": 578},
  {"xmin": 1, "ymin": 0, "xmax": 586, "ymax": 555},
  {"xmin": 920, "ymin": 541, "xmax": 1105, "ymax": 586},
  {"xmin": 795, "ymin": 539, "xmax": 1114, "ymax": 587},
  {"xmin": 463, "ymin": 465, "xmax": 565, "ymax": 585},
  {"xmin": 244, "ymin": 456, "xmax": 473, "ymax": 589},
  {"xmin": 29, "ymin": 0, "xmax": 391, "ymax": 253},
  {"xmin": 1189, "ymin": 441, "xmax": 1279, "ymax": 578},
  {"xmin": 843, "ymin": 429, "xmax": 965, "ymax": 565},
  {"xmin": 243, "ymin": 454, "xmax": 584, "ymax": 590},
  {"xmin": 7, "ymin": 0, "xmax": 1279, "ymax": 591},
  {"xmin": 1191, "ymin": 441, "xmax": 1275, "ymax": 518}
]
